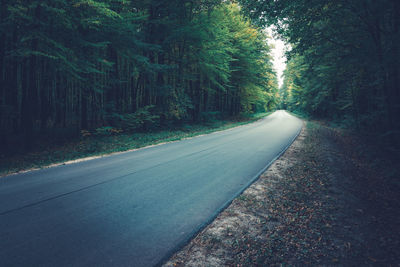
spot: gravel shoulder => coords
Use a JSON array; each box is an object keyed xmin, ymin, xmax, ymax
[{"xmin": 163, "ymin": 121, "xmax": 400, "ymax": 266}]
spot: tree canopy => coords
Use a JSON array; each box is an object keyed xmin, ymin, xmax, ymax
[
  {"xmin": 0, "ymin": 0, "xmax": 278, "ymax": 151},
  {"xmin": 240, "ymin": 0, "xmax": 400, "ymax": 148}
]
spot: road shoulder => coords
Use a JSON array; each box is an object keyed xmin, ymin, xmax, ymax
[{"xmin": 164, "ymin": 121, "xmax": 399, "ymax": 266}]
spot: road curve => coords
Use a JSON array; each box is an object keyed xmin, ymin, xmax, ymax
[{"xmin": 0, "ymin": 110, "xmax": 302, "ymax": 266}]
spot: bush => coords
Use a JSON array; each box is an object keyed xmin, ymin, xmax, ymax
[
  {"xmin": 94, "ymin": 126, "xmax": 123, "ymax": 136},
  {"xmin": 121, "ymin": 105, "xmax": 160, "ymax": 131},
  {"xmin": 200, "ymin": 111, "xmax": 222, "ymax": 123}
]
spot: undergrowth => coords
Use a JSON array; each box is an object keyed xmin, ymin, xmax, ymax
[{"xmin": 0, "ymin": 112, "xmax": 272, "ymax": 176}]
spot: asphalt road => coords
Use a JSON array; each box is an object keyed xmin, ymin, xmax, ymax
[{"xmin": 0, "ymin": 110, "xmax": 302, "ymax": 266}]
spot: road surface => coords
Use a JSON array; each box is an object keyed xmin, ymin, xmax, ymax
[{"xmin": 0, "ymin": 110, "xmax": 302, "ymax": 266}]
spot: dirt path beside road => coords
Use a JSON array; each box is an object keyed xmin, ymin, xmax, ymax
[{"xmin": 164, "ymin": 121, "xmax": 399, "ymax": 266}]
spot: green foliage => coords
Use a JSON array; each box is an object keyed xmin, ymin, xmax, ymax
[
  {"xmin": 121, "ymin": 106, "xmax": 160, "ymax": 132},
  {"xmin": 0, "ymin": 112, "xmax": 271, "ymax": 176},
  {"xmin": 94, "ymin": 126, "xmax": 122, "ymax": 136},
  {"xmin": 200, "ymin": 111, "xmax": 222, "ymax": 123},
  {"xmin": 0, "ymin": 0, "xmax": 279, "ymax": 152},
  {"xmin": 241, "ymin": 0, "xmax": 400, "ymax": 147}
]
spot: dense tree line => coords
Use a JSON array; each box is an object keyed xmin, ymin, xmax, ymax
[
  {"xmin": 0, "ymin": 0, "xmax": 278, "ymax": 151},
  {"xmin": 241, "ymin": 0, "xmax": 400, "ymax": 148}
]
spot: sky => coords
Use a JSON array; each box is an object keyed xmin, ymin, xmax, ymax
[{"xmin": 266, "ymin": 27, "xmax": 287, "ymax": 88}]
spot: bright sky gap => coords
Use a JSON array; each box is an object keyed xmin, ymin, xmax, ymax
[{"xmin": 266, "ymin": 27, "xmax": 286, "ymax": 88}]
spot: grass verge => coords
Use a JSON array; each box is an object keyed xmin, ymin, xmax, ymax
[{"xmin": 0, "ymin": 112, "xmax": 272, "ymax": 177}]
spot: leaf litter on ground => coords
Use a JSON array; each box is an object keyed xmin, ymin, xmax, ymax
[{"xmin": 164, "ymin": 121, "xmax": 400, "ymax": 266}]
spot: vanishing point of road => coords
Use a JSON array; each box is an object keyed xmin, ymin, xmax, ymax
[{"xmin": 0, "ymin": 110, "xmax": 302, "ymax": 266}]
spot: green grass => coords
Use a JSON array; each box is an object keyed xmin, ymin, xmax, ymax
[{"xmin": 0, "ymin": 112, "xmax": 273, "ymax": 177}]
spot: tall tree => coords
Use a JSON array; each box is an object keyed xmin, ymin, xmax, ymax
[
  {"xmin": 241, "ymin": 0, "xmax": 400, "ymax": 146},
  {"xmin": 0, "ymin": 0, "xmax": 278, "ymax": 153}
]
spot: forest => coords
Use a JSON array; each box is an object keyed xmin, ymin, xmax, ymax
[
  {"xmin": 240, "ymin": 0, "xmax": 400, "ymax": 150},
  {"xmin": 0, "ymin": 0, "xmax": 278, "ymax": 153},
  {"xmin": 2, "ymin": 0, "xmax": 399, "ymax": 156}
]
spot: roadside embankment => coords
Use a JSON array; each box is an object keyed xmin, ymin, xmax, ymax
[{"xmin": 0, "ymin": 113, "xmax": 270, "ymax": 177}]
